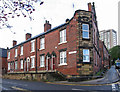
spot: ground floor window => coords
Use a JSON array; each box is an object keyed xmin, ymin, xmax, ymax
[
  {"xmin": 83, "ymin": 49, "xmax": 90, "ymax": 62},
  {"xmin": 15, "ymin": 61, "xmax": 18, "ymax": 70},
  {"xmin": 20, "ymin": 59, "xmax": 23, "ymax": 69},
  {"xmin": 60, "ymin": 51, "xmax": 67, "ymax": 65},
  {"xmin": 40, "ymin": 55, "xmax": 45, "ymax": 67},
  {"xmin": 8, "ymin": 63, "xmax": 10, "ymax": 70},
  {"xmin": 31, "ymin": 56, "xmax": 35, "ymax": 68}
]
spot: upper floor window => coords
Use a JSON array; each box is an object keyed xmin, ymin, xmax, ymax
[
  {"xmin": 83, "ymin": 49, "xmax": 90, "ymax": 62},
  {"xmin": 31, "ymin": 40, "xmax": 35, "ymax": 52},
  {"xmin": 82, "ymin": 24, "xmax": 89, "ymax": 39},
  {"xmin": 31, "ymin": 56, "xmax": 35, "ymax": 68},
  {"xmin": 60, "ymin": 29, "xmax": 66, "ymax": 43},
  {"xmin": 20, "ymin": 59, "xmax": 23, "ymax": 69},
  {"xmin": 40, "ymin": 38, "xmax": 45, "ymax": 50},
  {"xmin": 8, "ymin": 51, "xmax": 10, "ymax": 59},
  {"xmin": 40, "ymin": 55, "xmax": 45, "ymax": 67},
  {"xmin": 20, "ymin": 46, "xmax": 23, "ymax": 55},
  {"xmin": 60, "ymin": 51, "xmax": 67, "ymax": 65},
  {"xmin": 15, "ymin": 48, "xmax": 17, "ymax": 57}
]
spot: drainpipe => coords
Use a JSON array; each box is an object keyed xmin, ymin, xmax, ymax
[{"xmin": 35, "ymin": 38, "xmax": 37, "ymax": 73}]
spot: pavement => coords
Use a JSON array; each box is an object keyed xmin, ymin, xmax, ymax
[{"xmin": 49, "ymin": 66, "xmax": 120, "ymax": 86}]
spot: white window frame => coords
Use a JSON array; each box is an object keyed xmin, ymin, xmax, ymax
[
  {"xmin": 40, "ymin": 38, "xmax": 45, "ymax": 50},
  {"xmin": 82, "ymin": 24, "xmax": 89, "ymax": 39},
  {"xmin": 59, "ymin": 51, "xmax": 67, "ymax": 66},
  {"xmin": 31, "ymin": 40, "xmax": 35, "ymax": 52},
  {"xmin": 8, "ymin": 51, "xmax": 10, "ymax": 59},
  {"xmin": 20, "ymin": 46, "xmax": 23, "ymax": 56},
  {"xmin": 15, "ymin": 61, "xmax": 18, "ymax": 70},
  {"xmin": 31, "ymin": 55, "xmax": 35, "ymax": 68},
  {"xmin": 59, "ymin": 29, "xmax": 67, "ymax": 45},
  {"xmin": 83, "ymin": 49, "xmax": 90, "ymax": 62},
  {"xmin": 8, "ymin": 63, "xmax": 10, "ymax": 70},
  {"xmin": 20, "ymin": 59, "xmax": 23, "ymax": 69},
  {"xmin": 15, "ymin": 48, "xmax": 17, "ymax": 57},
  {"xmin": 40, "ymin": 55, "xmax": 45, "ymax": 67}
]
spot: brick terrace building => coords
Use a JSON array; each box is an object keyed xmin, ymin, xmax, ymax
[
  {"xmin": 99, "ymin": 40, "xmax": 110, "ymax": 70},
  {"xmin": 7, "ymin": 3, "xmax": 110, "ymax": 78},
  {"xmin": 0, "ymin": 48, "xmax": 7, "ymax": 75}
]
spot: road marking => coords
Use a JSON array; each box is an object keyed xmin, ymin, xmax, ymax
[
  {"xmin": 116, "ymin": 69, "xmax": 120, "ymax": 76},
  {"xmin": 72, "ymin": 88, "xmax": 84, "ymax": 91},
  {"xmin": 46, "ymin": 81, "xmax": 113, "ymax": 86},
  {"xmin": 11, "ymin": 86, "xmax": 28, "ymax": 91},
  {"xmin": 112, "ymin": 84, "xmax": 118, "ymax": 92}
]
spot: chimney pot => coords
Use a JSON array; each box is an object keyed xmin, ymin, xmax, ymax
[
  {"xmin": 26, "ymin": 33, "xmax": 32, "ymax": 40},
  {"xmin": 13, "ymin": 40, "xmax": 17, "ymax": 46},
  {"xmin": 44, "ymin": 20, "xmax": 51, "ymax": 32},
  {"xmin": 88, "ymin": 2, "xmax": 92, "ymax": 11}
]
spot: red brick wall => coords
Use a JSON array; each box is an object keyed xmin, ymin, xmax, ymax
[
  {"xmin": 7, "ymin": 13, "xmax": 79, "ymax": 76},
  {"xmin": 0, "ymin": 57, "xmax": 7, "ymax": 74}
]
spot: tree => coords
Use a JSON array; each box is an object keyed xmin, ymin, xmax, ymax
[
  {"xmin": 0, "ymin": 0, "xmax": 44, "ymax": 29},
  {"xmin": 109, "ymin": 45, "xmax": 120, "ymax": 64}
]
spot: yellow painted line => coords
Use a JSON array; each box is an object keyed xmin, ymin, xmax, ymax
[
  {"xmin": 11, "ymin": 86, "xmax": 30, "ymax": 92},
  {"xmin": 46, "ymin": 81, "xmax": 114, "ymax": 86},
  {"xmin": 116, "ymin": 69, "xmax": 120, "ymax": 76}
]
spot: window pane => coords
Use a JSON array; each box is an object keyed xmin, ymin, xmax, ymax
[
  {"xmin": 83, "ymin": 55, "xmax": 86, "ymax": 61},
  {"xmin": 21, "ymin": 46, "xmax": 23, "ymax": 55},
  {"xmin": 60, "ymin": 31, "xmax": 63, "ymax": 43},
  {"xmin": 86, "ymin": 55, "xmax": 89, "ymax": 61},
  {"xmin": 40, "ymin": 56, "xmax": 44, "ymax": 67},
  {"xmin": 82, "ymin": 24, "xmax": 89, "ymax": 30},
  {"xmin": 60, "ymin": 58, "xmax": 63, "ymax": 64},
  {"xmin": 64, "ymin": 29, "xmax": 66, "ymax": 41},
  {"xmin": 21, "ymin": 60, "xmax": 23, "ymax": 69},
  {"xmin": 83, "ymin": 31, "xmax": 89, "ymax": 38},
  {"xmin": 60, "ymin": 29, "xmax": 66, "ymax": 43},
  {"xmin": 31, "ymin": 58, "xmax": 35, "ymax": 68},
  {"xmin": 15, "ymin": 61, "xmax": 17, "ymax": 69},
  {"xmin": 83, "ymin": 49, "xmax": 90, "ymax": 62},
  {"xmin": 83, "ymin": 49, "xmax": 89, "ymax": 55},
  {"xmin": 40, "ymin": 38, "xmax": 45, "ymax": 49}
]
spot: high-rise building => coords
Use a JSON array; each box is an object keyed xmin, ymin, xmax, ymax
[
  {"xmin": 118, "ymin": 1, "xmax": 120, "ymax": 45},
  {"xmin": 99, "ymin": 29, "xmax": 117, "ymax": 49}
]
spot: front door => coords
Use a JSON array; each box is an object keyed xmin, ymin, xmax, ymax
[
  {"xmin": 24, "ymin": 60, "xmax": 26, "ymax": 72},
  {"xmin": 48, "ymin": 59, "xmax": 51, "ymax": 70},
  {"xmin": 53, "ymin": 57, "xmax": 55, "ymax": 70}
]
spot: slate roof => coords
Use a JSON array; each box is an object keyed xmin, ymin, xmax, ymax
[
  {"xmin": 10, "ymin": 23, "xmax": 67, "ymax": 49},
  {"xmin": 9, "ymin": 9, "xmax": 91, "ymax": 50},
  {"xmin": 0, "ymin": 48, "xmax": 7, "ymax": 58}
]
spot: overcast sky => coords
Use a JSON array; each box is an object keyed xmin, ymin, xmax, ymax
[{"xmin": 0, "ymin": 0, "xmax": 119, "ymax": 48}]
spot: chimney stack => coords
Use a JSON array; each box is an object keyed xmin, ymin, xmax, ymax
[
  {"xmin": 44, "ymin": 20, "xmax": 51, "ymax": 32},
  {"xmin": 13, "ymin": 40, "xmax": 17, "ymax": 46},
  {"xmin": 88, "ymin": 2, "xmax": 92, "ymax": 11},
  {"xmin": 26, "ymin": 33, "xmax": 32, "ymax": 40}
]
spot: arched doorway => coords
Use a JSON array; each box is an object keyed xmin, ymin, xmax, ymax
[
  {"xmin": 46, "ymin": 52, "xmax": 51, "ymax": 71},
  {"xmin": 24, "ymin": 57, "xmax": 30, "ymax": 72},
  {"xmin": 51, "ymin": 51, "xmax": 57, "ymax": 70}
]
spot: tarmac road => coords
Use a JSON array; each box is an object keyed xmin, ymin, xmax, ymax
[
  {"xmin": 1, "ymin": 78, "xmax": 113, "ymax": 92},
  {"xmin": 1, "ymin": 66, "xmax": 120, "ymax": 92}
]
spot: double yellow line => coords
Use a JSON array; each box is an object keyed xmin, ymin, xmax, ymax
[{"xmin": 11, "ymin": 86, "xmax": 31, "ymax": 92}]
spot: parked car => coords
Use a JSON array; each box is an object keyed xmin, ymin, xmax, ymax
[{"xmin": 115, "ymin": 62, "xmax": 120, "ymax": 69}]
